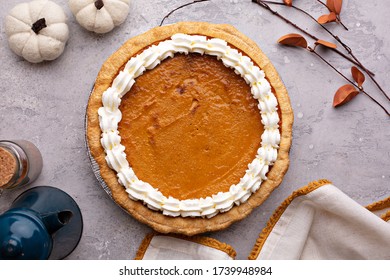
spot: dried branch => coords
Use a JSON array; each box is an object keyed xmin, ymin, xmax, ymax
[
  {"xmin": 308, "ymin": 47, "xmax": 389, "ymax": 116},
  {"xmin": 316, "ymin": 1, "xmax": 390, "ymax": 101},
  {"xmin": 316, "ymin": 0, "xmax": 348, "ymax": 30},
  {"xmin": 159, "ymin": 0, "xmax": 210, "ymax": 26},
  {"xmin": 276, "ymin": 33, "xmax": 387, "ymax": 114},
  {"xmin": 253, "ymin": 0, "xmax": 390, "ymax": 104},
  {"xmin": 336, "ymin": 36, "xmax": 390, "ymax": 102},
  {"xmin": 252, "ymin": 0, "xmax": 374, "ymax": 76},
  {"xmin": 316, "ymin": 0, "xmax": 328, "ymax": 9}
]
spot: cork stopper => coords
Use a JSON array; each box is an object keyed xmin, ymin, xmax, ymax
[{"xmin": 0, "ymin": 147, "xmax": 18, "ymax": 189}]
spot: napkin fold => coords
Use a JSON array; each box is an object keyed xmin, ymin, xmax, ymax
[
  {"xmin": 249, "ymin": 179, "xmax": 390, "ymax": 260},
  {"xmin": 135, "ymin": 179, "xmax": 390, "ymax": 260}
]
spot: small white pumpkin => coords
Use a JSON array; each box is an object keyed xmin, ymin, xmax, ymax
[
  {"xmin": 69, "ymin": 0, "xmax": 130, "ymax": 34},
  {"xmin": 5, "ymin": 0, "xmax": 69, "ymax": 63}
]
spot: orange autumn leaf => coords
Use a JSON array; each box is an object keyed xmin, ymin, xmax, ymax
[
  {"xmin": 334, "ymin": 0, "xmax": 343, "ymax": 14},
  {"xmin": 333, "ymin": 84, "xmax": 359, "ymax": 107},
  {"xmin": 315, "ymin": 39, "xmax": 337, "ymax": 49},
  {"xmin": 351, "ymin": 66, "xmax": 365, "ymax": 87},
  {"xmin": 326, "ymin": 0, "xmax": 334, "ymax": 12},
  {"xmin": 318, "ymin": 12, "xmax": 337, "ymax": 24},
  {"xmin": 277, "ymin": 33, "xmax": 307, "ymax": 48},
  {"xmin": 317, "ymin": 14, "xmax": 328, "ymax": 24},
  {"xmin": 327, "ymin": 0, "xmax": 343, "ymax": 15},
  {"xmin": 283, "ymin": 0, "xmax": 293, "ymax": 6}
]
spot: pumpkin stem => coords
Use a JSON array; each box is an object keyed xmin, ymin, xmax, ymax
[
  {"xmin": 31, "ymin": 18, "xmax": 47, "ymax": 34},
  {"xmin": 95, "ymin": 0, "xmax": 104, "ymax": 10}
]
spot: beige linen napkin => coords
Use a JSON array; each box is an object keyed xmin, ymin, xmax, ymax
[
  {"xmin": 135, "ymin": 180, "xmax": 390, "ymax": 260},
  {"xmin": 135, "ymin": 233, "xmax": 236, "ymax": 260},
  {"xmin": 249, "ymin": 179, "xmax": 390, "ymax": 260}
]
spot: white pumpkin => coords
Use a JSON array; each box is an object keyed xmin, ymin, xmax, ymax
[
  {"xmin": 69, "ymin": 0, "xmax": 130, "ymax": 34},
  {"xmin": 5, "ymin": 0, "xmax": 69, "ymax": 63}
]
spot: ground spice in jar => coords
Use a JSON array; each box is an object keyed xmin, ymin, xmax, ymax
[
  {"xmin": 0, "ymin": 147, "xmax": 17, "ymax": 189},
  {"xmin": 0, "ymin": 140, "xmax": 43, "ymax": 190}
]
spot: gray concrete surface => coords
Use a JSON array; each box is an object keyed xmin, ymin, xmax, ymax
[{"xmin": 0, "ymin": 0, "xmax": 389, "ymax": 259}]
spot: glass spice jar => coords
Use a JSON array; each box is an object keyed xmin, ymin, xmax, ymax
[{"xmin": 0, "ymin": 140, "xmax": 43, "ymax": 190}]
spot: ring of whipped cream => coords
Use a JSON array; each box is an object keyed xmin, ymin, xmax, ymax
[{"xmin": 98, "ymin": 34, "xmax": 280, "ymax": 218}]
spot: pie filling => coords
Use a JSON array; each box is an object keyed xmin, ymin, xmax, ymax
[
  {"xmin": 98, "ymin": 34, "xmax": 280, "ymax": 218},
  {"xmin": 119, "ymin": 53, "xmax": 263, "ymax": 200}
]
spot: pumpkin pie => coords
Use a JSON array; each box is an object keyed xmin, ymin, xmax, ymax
[{"xmin": 86, "ymin": 22, "xmax": 293, "ymax": 235}]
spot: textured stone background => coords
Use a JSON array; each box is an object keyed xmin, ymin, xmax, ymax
[{"xmin": 0, "ymin": 0, "xmax": 389, "ymax": 259}]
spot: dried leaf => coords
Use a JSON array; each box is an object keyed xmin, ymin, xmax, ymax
[
  {"xmin": 328, "ymin": 12, "xmax": 337, "ymax": 21},
  {"xmin": 326, "ymin": 0, "xmax": 343, "ymax": 15},
  {"xmin": 318, "ymin": 12, "xmax": 337, "ymax": 24},
  {"xmin": 283, "ymin": 0, "xmax": 293, "ymax": 6},
  {"xmin": 317, "ymin": 15, "xmax": 329, "ymax": 24},
  {"xmin": 351, "ymin": 66, "xmax": 365, "ymax": 87},
  {"xmin": 333, "ymin": 84, "xmax": 359, "ymax": 107},
  {"xmin": 333, "ymin": 0, "xmax": 343, "ymax": 15},
  {"xmin": 277, "ymin": 33, "xmax": 307, "ymax": 48},
  {"xmin": 317, "ymin": 14, "xmax": 328, "ymax": 24},
  {"xmin": 326, "ymin": 0, "xmax": 335, "ymax": 12},
  {"xmin": 315, "ymin": 39, "xmax": 337, "ymax": 49}
]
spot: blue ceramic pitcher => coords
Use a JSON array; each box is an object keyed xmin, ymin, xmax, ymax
[{"xmin": 0, "ymin": 186, "xmax": 83, "ymax": 260}]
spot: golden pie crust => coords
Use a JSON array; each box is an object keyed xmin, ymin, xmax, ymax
[{"xmin": 87, "ymin": 22, "xmax": 293, "ymax": 236}]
